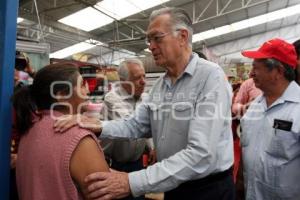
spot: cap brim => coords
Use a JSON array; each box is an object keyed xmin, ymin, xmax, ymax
[{"xmin": 241, "ymin": 51, "xmax": 269, "ymax": 59}]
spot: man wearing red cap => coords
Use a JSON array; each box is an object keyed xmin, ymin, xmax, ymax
[
  {"xmin": 240, "ymin": 38, "xmax": 300, "ymax": 200},
  {"xmin": 293, "ymin": 39, "xmax": 300, "ymax": 84}
]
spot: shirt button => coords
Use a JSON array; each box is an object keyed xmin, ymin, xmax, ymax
[{"xmin": 165, "ymin": 92, "xmax": 172, "ymax": 100}]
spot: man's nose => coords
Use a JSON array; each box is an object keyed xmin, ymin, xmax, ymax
[
  {"xmin": 140, "ymin": 77, "xmax": 146, "ymax": 85},
  {"xmin": 148, "ymin": 41, "xmax": 157, "ymax": 52}
]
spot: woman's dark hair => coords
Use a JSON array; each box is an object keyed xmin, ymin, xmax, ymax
[{"xmin": 13, "ymin": 63, "xmax": 79, "ymax": 134}]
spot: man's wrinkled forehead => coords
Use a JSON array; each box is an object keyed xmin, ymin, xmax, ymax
[{"xmin": 146, "ymin": 14, "xmax": 172, "ymax": 35}]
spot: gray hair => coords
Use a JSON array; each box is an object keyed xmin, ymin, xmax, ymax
[
  {"xmin": 260, "ymin": 58, "xmax": 295, "ymax": 81},
  {"xmin": 150, "ymin": 7, "xmax": 193, "ymax": 47},
  {"xmin": 118, "ymin": 58, "xmax": 144, "ymax": 80}
]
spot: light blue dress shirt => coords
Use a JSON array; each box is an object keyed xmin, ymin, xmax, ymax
[
  {"xmin": 241, "ymin": 81, "xmax": 300, "ymax": 200},
  {"xmin": 101, "ymin": 85, "xmax": 153, "ymax": 163},
  {"xmin": 101, "ymin": 53, "xmax": 234, "ymax": 197}
]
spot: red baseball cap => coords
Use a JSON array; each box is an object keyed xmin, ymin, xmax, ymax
[{"xmin": 241, "ymin": 38, "xmax": 297, "ymax": 69}]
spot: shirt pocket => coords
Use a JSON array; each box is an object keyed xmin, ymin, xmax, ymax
[
  {"xmin": 172, "ymin": 101, "xmax": 194, "ymax": 120},
  {"xmin": 169, "ymin": 101, "xmax": 194, "ymax": 135},
  {"xmin": 255, "ymin": 178, "xmax": 299, "ymax": 199},
  {"xmin": 265, "ymin": 129, "xmax": 300, "ymax": 160}
]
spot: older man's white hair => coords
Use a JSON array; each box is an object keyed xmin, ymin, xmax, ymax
[
  {"xmin": 150, "ymin": 7, "xmax": 193, "ymax": 47},
  {"xmin": 118, "ymin": 58, "xmax": 144, "ymax": 80}
]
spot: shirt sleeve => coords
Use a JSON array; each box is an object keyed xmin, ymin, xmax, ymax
[
  {"xmin": 232, "ymin": 80, "xmax": 250, "ymax": 115},
  {"xmin": 101, "ymin": 98, "xmax": 152, "ymax": 139},
  {"xmin": 103, "ymin": 92, "xmax": 133, "ymax": 120},
  {"xmin": 128, "ymin": 68, "xmax": 233, "ymax": 196}
]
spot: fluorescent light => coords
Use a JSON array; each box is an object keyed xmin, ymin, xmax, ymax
[
  {"xmin": 193, "ymin": 4, "xmax": 300, "ymax": 42},
  {"xmin": 95, "ymin": 0, "xmax": 169, "ymax": 20},
  {"xmin": 58, "ymin": 7, "xmax": 113, "ymax": 32},
  {"xmin": 50, "ymin": 39, "xmax": 103, "ymax": 59},
  {"xmin": 59, "ymin": 0, "xmax": 170, "ymax": 31},
  {"xmin": 17, "ymin": 17, "xmax": 24, "ymax": 24}
]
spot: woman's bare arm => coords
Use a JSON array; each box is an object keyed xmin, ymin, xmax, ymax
[{"xmin": 70, "ymin": 136, "xmax": 109, "ymax": 198}]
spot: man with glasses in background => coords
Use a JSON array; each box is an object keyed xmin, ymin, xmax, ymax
[{"xmin": 59, "ymin": 7, "xmax": 235, "ymax": 200}]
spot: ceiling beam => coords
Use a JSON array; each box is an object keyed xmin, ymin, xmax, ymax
[
  {"xmin": 195, "ymin": 0, "xmax": 214, "ymax": 22},
  {"xmin": 40, "ymin": 2, "xmax": 80, "ymax": 14},
  {"xmin": 194, "ymin": 0, "xmax": 272, "ymax": 23},
  {"xmin": 219, "ymin": 0, "xmax": 233, "ymax": 15}
]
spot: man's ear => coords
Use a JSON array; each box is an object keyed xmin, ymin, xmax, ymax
[
  {"xmin": 275, "ymin": 64, "xmax": 286, "ymax": 80},
  {"xmin": 178, "ymin": 29, "xmax": 189, "ymax": 46}
]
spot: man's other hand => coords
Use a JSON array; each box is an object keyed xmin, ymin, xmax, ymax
[
  {"xmin": 148, "ymin": 149, "xmax": 157, "ymax": 165},
  {"xmin": 84, "ymin": 170, "xmax": 131, "ymax": 200}
]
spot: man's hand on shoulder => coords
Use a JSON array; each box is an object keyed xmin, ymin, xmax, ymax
[
  {"xmin": 54, "ymin": 114, "xmax": 79, "ymax": 133},
  {"xmin": 78, "ymin": 114, "xmax": 103, "ymax": 135},
  {"xmin": 54, "ymin": 114, "xmax": 102, "ymax": 134}
]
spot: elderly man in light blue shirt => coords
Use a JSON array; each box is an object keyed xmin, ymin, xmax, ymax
[
  {"xmin": 241, "ymin": 38, "xmax": 300, "ymax": 200},
  {"xmin": 82, "ymin": 7, "xmax": 234, "ymax": 200}
]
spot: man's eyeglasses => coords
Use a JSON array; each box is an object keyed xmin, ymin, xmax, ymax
[{"xmin": 145, "ymin": 30, "xmax": 179, "ymax": 45}]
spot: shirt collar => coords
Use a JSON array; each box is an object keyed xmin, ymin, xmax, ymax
[
  {"xmin": 278, "ymin": 81, "xmax": 300, "ymax": 103},
  {"xmin": 183, "ymin": 53, "xmax": 198, "ymax": 76},
  {"xmin": 257, "ymin": 81, "xmax": 300, "ymax": 104},
  {"xmin": 115, "ymin": 84, "xmax": 132, "ymax": 100},
  {"xmin": 163, "ymin": 52, "xmax": 198, "ymax": 84}
]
